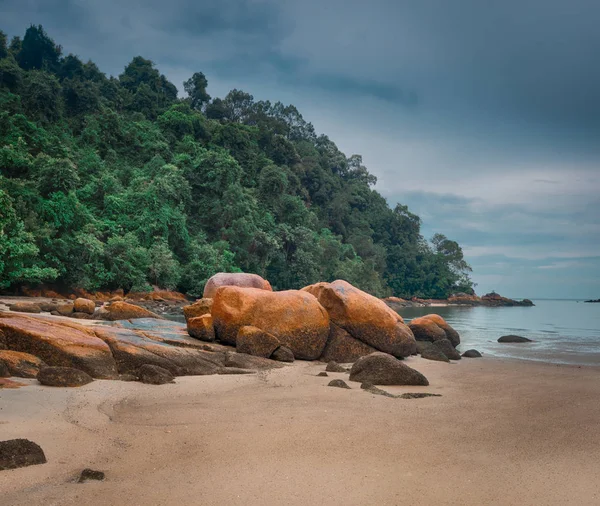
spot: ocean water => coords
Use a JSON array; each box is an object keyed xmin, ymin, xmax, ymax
[{"xmin": 397, "ymin": 300, "xmax": 600, "ymax": 366}]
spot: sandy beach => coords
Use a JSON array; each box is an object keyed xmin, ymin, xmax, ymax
[{"xmin": 1, "ymin": 357, "xmax": 599, "ymax": 506}]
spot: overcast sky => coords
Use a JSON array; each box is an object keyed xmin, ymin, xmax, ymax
[{"xmin": 3, "ymin": 0, "xmax": 599, "ymax": 298}]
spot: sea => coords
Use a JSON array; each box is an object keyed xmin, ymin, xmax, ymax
[{"xmin": 398, "ymin": 299, "xmax": 600, "ymax": 366}]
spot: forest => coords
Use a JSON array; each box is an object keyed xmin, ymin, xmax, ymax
[{"xmin": 0, "ymin": 25, "xmax": 474, "ymax": 298}]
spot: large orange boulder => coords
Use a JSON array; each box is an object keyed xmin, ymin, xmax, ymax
[
  {"xmin": 0, "ymin": 314, "xmax": 117, "ymax": 378},
  {"xmin": 73, "ymin": 298, "xmax": 95, "ymax": 315},
  {"xmin": 409, "ymin": 314, "xmax": 460, "ymax": 347},
  {"xmin": 98, "ymin": 301, "xmax": 161, "ymax": 321},
  {"xmin": 203, "ymin": 273, "xmax": 272, "ymax": 299},
  {"xmin": 183, "ymin": 298, "xmax": 213, "ymax": 321},
  {"xmin": 211, "ymin": 287, "xmax": 329, "ymax": 360},
  {"xmin": 187, "ymin": 314, "xmax": 215, "ymax": 342},
  {"xmin": 236, "ymin": 326, "xmax": 281, "ymax": 358},
  {"xmin": 302, "ymin": 280, "xmax": 416, "ymax": 358},
  {"xmin": 421, "ymin": 314, "xmax": 460, "ymax": 347}
]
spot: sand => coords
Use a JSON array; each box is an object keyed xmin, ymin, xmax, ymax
[{"xmin": 1, "ymin": 357, "xmax": 599, "ymax": 505}]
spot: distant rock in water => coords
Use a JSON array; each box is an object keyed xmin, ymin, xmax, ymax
[
  {"xmin": 498, "ymin": 335, "xmax": 533, "ymax": 343},
  {"xmin": 584, "ymin": 298, "xmax": 600, "ymax": 303},
  {"xmin": 448, "ymin": 292, "xmax": 534, "ymax": 307}
]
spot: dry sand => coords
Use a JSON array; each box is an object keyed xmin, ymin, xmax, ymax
[{"xmin": 1, "ymin": 357, "xmax": 599, "ymax": 506}]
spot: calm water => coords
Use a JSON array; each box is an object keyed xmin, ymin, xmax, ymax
[{"xmin": 397, "ymin": 300, "xmax": 600, "ymax": 366}]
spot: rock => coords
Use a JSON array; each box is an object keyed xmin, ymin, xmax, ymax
[
  {"xmin": 203, "ymin": 272, "xmax": 273, "ymax": 298},
  {"xmin": 271, "ymin": 346, "xmax": 294, "ymax": 363},
  {"xmin": 0, "ymin": 350, "xmax": 47, "ymax": 378},
  {"xmin": 37, "ymin": 366, "xmax": 94, "ymax": 387},
  {"xmin": 433, "ymin": 339, "xmax": 461, "ymax": 360},
  {"xmin": 212, "ymin": 287, "xmax": 329, "ymax": 360},
  {"xmin": 408, "ymin": 317, "xmax": 447, "ymax": 342},
  {"xmin": 183, "ymin": 298, "xmax": 213, "ymax": 321},
  {"xmin": 0, "ymin": 439, "xmax": 47, "ymax": 470},
  {"xmin": 419, "ymin": 344, "xmax": 450, "ymax": 362},
  {"xmin": 360, "ymin": 382, "xmax": 397, "ymax": 398},
  {"xmin": 98, "ymin": 301, "xmax": 161, "ymax": 321},
  {"xmin": 420, "ymin": 314, "xmax": 460, "ymax": 347},
  {"xmin": 320, "ymin": 324, "xmax": 378, "ymax": 363},
  {"xmin": 218, "ymin": 368, "xmax": 255, "ymax": 375},
  {"xmin": 317, "ymin": 372, "xmax": 329, "ymax": 377},
  {"xmin": 109, "ymin": 295, "xmax": 124, "ymax": 302},
  {"xmin": 328, "ymin": 379, "xmax": 351, "ymax": 389},
  {"xmin": 0, "ymin": 314, "xmax": 118, "ymax": 378},
  {"xmin": 137, "ymin": 364, "xmax": 174, "ymax": 385},
  {"xmin": 50, "ymin": 310, "xmax": 61, "ymax": 316},
  {"xmin": 462, "ymin": 349, "xmax": 482, "ymax": 358},
  {"xmin": 349, "ymin": 352, "xmax": 429, "ymax": 386},
  {"xmin": 223, "ymin": 351, "xmax": 284, "ymax": 371},
  {"xmin": 78, "ymin": 468, "xmax": 105, "ymax": 482},
  {"xmin": 73, "ymin": 297, "xmax": 95, "ymax": 315},
  {"xmin": 236, "ymin": 326, "xmax": 281, "ymax": 358},
  {"xmin": 56, "ymin": 302, "xmax": 74, "ymax": 316},
  {"xmin": 8, "ymin": 302, "xmax": 41, "ymax": 314},
  {"xmin": 325, "ymin": 361, "xmax": 347, "ymax": 373},
  {"xmin": 187, "ymin": 314, "xmax": 215, "ymax": 342},
  {"xmin": 399, "ymin": 392, "xmax": 442, "ymax": 399},
  {"xmin": 302, "ymin": 280, "xmax": 416, "ymax": 358},
  {"xmin": 71, "ymin": 311, "xmax": 92, "ymax": 319},
  {"xmin": 38, "ymin": 301, "xmax": 58, "ymax": 312},
  {"xmin": 498, "ymin": 335, "xmax": 532, "ymax": 343},
  {"xmin": 0, "ymin": 360, "xmax": 9, "ymax": 377}
]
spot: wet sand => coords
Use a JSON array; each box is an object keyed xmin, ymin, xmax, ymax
[{"xmin": 1, "ymin": 357, "xmax": 599, "ymax": 505}]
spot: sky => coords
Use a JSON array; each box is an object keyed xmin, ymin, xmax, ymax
[{"xmin": 2, "ymin": 0, "xmax": 599, "ymax": 299}]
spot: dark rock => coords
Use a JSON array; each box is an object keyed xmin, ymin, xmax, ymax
[
  {"xmin": 56, "ymin": 303, "xmax": 74, "ymax": 316},
  {"xmin": 420, "ymin": 344, "xmax": 450, "ymax": 362},
  {"xmin": 498, "ymin": 335, "xmax": 533, "ymax": 343},
  {"xmin": 38, "ymin": 301, "xmax": 59, "ymax": 312},
  {"xmin": 319, "ymin": 324, "xmax": 377, "ymax": 363},
  {"xmin": 462, "ymin": 349, "xmax": 482, "ymax": 358},
  {"xmin": 37, "ymin": 367, "xmax": 94, "ymax": 387},
  {"xmin": 317, "ymin": 372, "xmax": 329, "ymax": 377},
  {"xmin": 0, "ymin": 439, "xmax": 47, "ymax": 470},
  {"xmin": 236, "ymin": 325, "xmax": 280, "ymax": 358},
  {"xmin": 408, "ymin": 318, "xmax": 446, "ymax": 342},
  {"xmin": 0, "ymin": 360, "xmax": 9, "ymax": 377},
  {"xmin": 349, "ymin": 352, "xmax": 429, "ymax": 386},
  {"xmin": 271, "ymin": 346, "xmax": 294, "ymax": 363},
  {"xmin": 50, "ymin": 310, "xmax": 61, "ymax": 316},
  {"xmin": 8, "ymin": 302, "xmax": 41, "ymax": 314},
  {"xmin": 118, "ymin": 374, "xmax": 138, "ymax": 382},
  {"xmin": 433, "ymin": 339, "xmax": 461, "ymax": 360},
  {"xmin": 325, "ymin": 361, "xmax": 347, "ymax": 373},
  {"xmin": 328, "ymin": 379, "xmax": 351, "ymax": 389},
  {"xmin": 0, "ymin": 351, "xmax": 47, "ymax": 378},
  {"xmin": 71, "ymin": 312, "xmax": 92, "ymax": 319},
  {"xmin": 223, "ymin": 351, "xmax": 284, "ymax": 371},
  {"xmin": 399, "ymin": 392, "xmax": 442, "ymax": 399},
  {"xmin": 78, "ymin": 468, "xmax": 105, "ymax": 482},
  {"xmin": 360, "ymin": 382, "xmax": 396, "ymax": 398},
  {"xmin": 218, "ymin": 368, "xmax": 255, "ymax": 375},
  {"xmin": 137, "ymin": 364, "xmax": 174, "ymax": 385}
]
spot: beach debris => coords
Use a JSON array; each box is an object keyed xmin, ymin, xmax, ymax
[
  {"xmin": 462, "ymin": 349, "xmax": 482, "ymax": 358},
  {"xmin": 498, "ymin": 335, "xmax": 532, "ymax": 343},
  {"xmin": 349, "ymin": 352, "xmax": 429, "ymax": 386},
  {"xmin": 317, "ymin": 372, "xmax": 329, "ymax": 377},
  {"xmin": 0, "ymin": 351, "xmax": 47, "ymax": 378},
  {"xmin": 37, "ymin": 367, "xmax": 94, "ymax": 387},
  {"xmin": 78, "ymin": 468, "xmax": 105, "ymax": 482},
  {"xmin": 325, "ymin": 360, "xmax": 347, "ymax": 373},
  {"xmin": 236, "ymin": 325, "xmax": 281, "ymax": 358},
  {"xmin": 271, "ymin": 346, "xmax": 295, "ymax": 363},
  {"xmin": 433, "ymin": 339, "xmax": 461, "ymax": 360},
  {"xmin": 0, "ymin": 439, "xmax": 47, "ymax": 470},
  {"xmin": 137, "ymin": 364, "xmax": 175, "ymax": 385},
  {"xmin": 328, "ymin": 379, "xmax": 351, "ymax": 389}
]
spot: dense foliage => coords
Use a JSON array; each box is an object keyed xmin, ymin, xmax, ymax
[{"xmin": 0, "ymin": 25, "xmax": 474, "ymax": 298}]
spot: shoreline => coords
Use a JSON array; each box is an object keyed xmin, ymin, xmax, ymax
[{"xmin": 1, "ymin": 357, "xmax": 599, "ymax": 505}]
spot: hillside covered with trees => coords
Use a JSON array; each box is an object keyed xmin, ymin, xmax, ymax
[{"xmin": 0, "ymin": 25, "xmax": 474, "ymax": 298}]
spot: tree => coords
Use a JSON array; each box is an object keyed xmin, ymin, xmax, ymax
[
  {"xmin": 17, "ymin": 25, "xmax": 62, "ymax": 72},
  {"xmin": 183, "ymin": 72, "xmax": 210, "ymax": 110}
]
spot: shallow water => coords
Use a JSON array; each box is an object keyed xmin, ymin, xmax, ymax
[{"xmin": 398, "ymin": 300, "xmax": 600, "ymax": 366}]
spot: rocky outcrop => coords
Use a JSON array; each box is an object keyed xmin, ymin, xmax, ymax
[
  {"xmin": 183, "ymin": 298, "xmax": 213, "ymax": 321},
  {"xmin": 37, "ymin": 366, "xmax": 94, "ymax": 387},
  {"xmin": 0, "ymin": 439, "xmax": 47, "ymax": 470},
  {"xmin": 203, "ymin": 272, "xmax": 272, "ymax": 299},
  {"xmin": 187, "ymin": 314, "xmax": 215, "ymax": 342},
  {"xmin": 449, "ymin": 292, "xmax": 534, "ymax": 307},
  {"xmin": 349, "ymin": 352, "xmax": 429, "ymax": 386},
  {"xmin": 302, "ymin": 280, "xmax": 416, "ymax": 358},
  {"xmin": 0, "ymin": 350, "xmax": 47, "ymax": 378},
  {"xmin": 73, "ymin": 298, "xmax": 95, "ymax": 315},
  {"xmin": 498, "ymin": 335, "xmax": 532, "ymax": 343},
  {"xmin": 211, "ymin": 286, "xmax": 329, "ymax": 360},
  {"xmin": 236, "ymin": 326, "xmax": 281, "ymax": 358},
  {"xmin": 97, "ymin": 301, "xmax": 161, "ymax": 321},
  {"xmin": 320, "ymin": 324, "xmax": 378, "ymax": 363},
  {"xmin": 137, "ymin": 364, "xmax": 174, "ymax": 385},
  {"xmin": 0, "ymin": 313, "xmax": 118, "ymax": 378}
]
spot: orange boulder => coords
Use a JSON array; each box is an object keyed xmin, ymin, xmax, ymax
[
  {"xmin": 203, "ymin": 273, "xmax": 272, "ymax": 299},
  {"xmin": 0, "ymin": 350, "xmax": 47, "ymax": 378},
  {"xmin": 73, "ymin": 298, "xmax": 95, "ymax": 315},
  {"xmin": 421, "ymin": 314, "xmax": 460, "ymax": 347},
  {"xmin": 187, "ymin": 314, "xmax": 215, "ymax": 342},
  {"xmin": 183, "ymin": 298, "xmax": 213, "ymax": 321},
  {"xmin": 236, "ymin": 326, "xmax": 281, "ymax": 358},
  {"xmin": 211, "ymin": 287, "xmax": 329, "ymax": 360},
  {"xmin": 320, "ymin": 324, "xmax": 378, "ymax": 363},
  {"xmin": 302, "ymin": 280, "xmax": 416, "ymax": 358},
  {"xmin": 98, "ymin": 301, "xmax": 160, "ymax": 321},
  {"xmin": 408, "ymin": 317, "xmax": 447, "ymax": 343}
]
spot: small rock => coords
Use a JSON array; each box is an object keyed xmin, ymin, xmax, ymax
[
  {"xmin": 399, "ymin": 392, "xmax": 442, "ymax": 399},
  {"xmin": 37, "ymin": 367, "xmax": 94, "ymax": 387},
  {"xmin": 8, "ymin": 302, "xmax": 41, "ymax": 314},
  {"xmin": 78, "ymin": 468, "xmax": 105, "ymax": 482},
  {"xmin": 56, "ymin": 302, "xmax": 74, "ymax": 316},
  {"xmin": 349, "ymin": 352, "xmax": 429, "ymax": 386},
  {"xmin": 317, "ymin": 372, "xmax": 329, "ymax": 377},
  {"xmin": 71, "ymin": 312, "xmax": 92, "ymax": 319},
  {"xmin": 462, "ymin": 349, "xmax": 482, "ymax": 358},
  {"xmin": 325, "ymin": 361, "xmax": 347, "ymax": 373},
  {"xmin": 271, "ymin": 346, "xmax": 294, "ymax": 363},
  {"xmin": 0, "ymin": 439, "xmax": 47, "ymax": 470},
  {"xmin": 73, "ymin": 298, "xmax": 96, "ymax": 315},
  {"xmin": 498, "ymin": 335, "xmax": 532, "ymax": 343},
  {"xmin": 118, "ymin": 374, "xmax": 138, "ymax": 382},
  {"xmin": 218, "ymin": 368, "xmax": 255, "ymax": 375},
  {"xmin": 360, "ymin": 382, "xmax": 396, "ymax": 398},
  {"xmin": 419, "ymin": 344, "xmax": 450, "ymax": 362},
  {"xmin": 38, "ymin": 301, "xmax": 58, "ymax": 312},
  {"xmin": 137, "ymin": 364, "xmax": 174, "ymax": 385},
  {"xmin": 433, "ymin": 339, "xmax": 461, "ymax": 360},
  {"xmin": 328, "ymin": 379, "xmax": 351, "ymax": 389}
]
